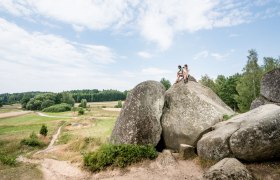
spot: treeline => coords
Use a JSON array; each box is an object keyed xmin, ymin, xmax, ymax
[
  {"xmin": 200, "ymin": 49, "xmax": 280, "ymax": 112},
  {"xmin": 69, "ymin": 89, "xmax": 128, "ymax": 102},
  {"xmin": 0, "ymin": 89, "xmax": 128, "ymax": 106}
]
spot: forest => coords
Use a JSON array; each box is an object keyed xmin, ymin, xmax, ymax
[
  {"xmin": 0, "ymin": 89, "xmax": 128, "ymax": 108},
  {"xmin": 199, "ymin": 49, "xmax": 280, "ymax": 112}
]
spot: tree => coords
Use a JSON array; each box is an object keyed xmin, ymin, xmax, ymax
[
  {"xmin": 0, "ymin": 101, "xmax": 2, "ymax": 108},
  {"xmin": 199, "ymin": 75, "xmax": 217, "ymax": 93},
  {"xmin": 61, "ymin": 92, "xmax": 75, "ymax": 106},
  {"xmin": 114, "ymin": 100, "xmax": 123, "ymax": 108},
  {"xmin": 262, "ymin": 57, "xmax": 280, "ymax": 73},
  {"xmin": 160, "ymin": 78, "xmax": 171, "ymax": 90},
  {"xmin": 40, "ymin": 124, "xmax": 48, "ymax": 137},
  {"xmin": 235, "ymin": 49, "xmax": 263, "ymax": 112},
  {"xmin": 78, "ymin": 108, "xmax": 85, "ymax": 115},
  {"xmin": 79, "ymin": 99, "xmax": 87, "ymax": 108}
]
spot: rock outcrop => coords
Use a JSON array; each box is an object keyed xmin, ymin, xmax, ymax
[
  {"xmin": 251, "ymin": 68, "xmax": 280, "ymax": 109},
  {"xmin": 260, "ymin": 68, "xmax": 280, "ymax": 102},
  {"xmin": 161, "ymin": 81, "xmax": 234, "ymax": 150},
  {"xmin": 110, "ymin": 80, "xmax": 165, "ymax": 146},
  {"xmin": 197, "ymin": 104, "xmax": 280, "ymax": 161},
  {"xmin": 204, "ymin": 158, "xmax": 253, "ymax": 180}
]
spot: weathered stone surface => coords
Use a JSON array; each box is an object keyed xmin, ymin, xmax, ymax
[
  {"xmin": 110, "ymin": 80, "xmax": 165, "ymax": 146},
  {"xmin": 197, "ymin": 104, "xmax": 280, "ymax": 161},
  {"xmin": 156, "ymin": 149, "xmax": 177, "ymax": 167},
  {"xmin": 179, "ymin": 144, "xmax": 196, "ymax": 159},
  {"xmin": 250, "ymin": 96, "xmax": 280, "ymax": 110},
  {"xmin": 161, "ymin": 81, "xmax": 234, "ymax": 150},
  {"xmin": 204, "ymin": 158, "xmax": 253, "ymax": 180},
  {"xmin": 188, "ymin": 75, "xmax": 197, "ymax": 82},
  {"xmin": 260, "ymin": 68, "xmax": 280, "ymax": 103}
]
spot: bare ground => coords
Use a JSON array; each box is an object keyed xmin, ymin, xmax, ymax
[
  {"xmin": 17, "ymin": 123, "xmax": 204, "ymax": 180},
  {"xmin": 0, "ymin": 111, "xmax": 32, "ymax": 119}
]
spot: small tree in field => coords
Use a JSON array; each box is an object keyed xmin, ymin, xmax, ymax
[
  {"xmin": 114, "ymin": 100, "xmax": 122, "ymax": 108},
  {"xmin": 79, "ymin": 99, "xmax": 87, "ymax": 108},
  {"xmin": 40, "ymin": 124, "xmax": 48, "ymax": 137},
  {"xmin": 78, "ymin": 108, "xmax": 85, "ymax": 115}
]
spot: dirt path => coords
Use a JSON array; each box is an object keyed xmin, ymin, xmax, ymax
[
  {"xmin": 0, "ymin": 111, "xmax": 32, "ymax": 119},
  {"xmin": 17, "ymin": 124, "xmax": 204, "ymax": 180},
  {"xmin": 36, "ymin": 112, "xmax": 70, "ymax": 118},
  {"xmin": 35, "ymin": 126, "xmax": 63, "ymax": 154}
]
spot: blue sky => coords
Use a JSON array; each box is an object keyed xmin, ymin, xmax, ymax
[{"xmin": 0, "ymin": 0, "xmax": 280, "ymax": 93}]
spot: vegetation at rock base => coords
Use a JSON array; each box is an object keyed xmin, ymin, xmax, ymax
[
  {"xmin": 200, "ymin": 49, "xmax": 280, "ymax": 112},
  {"xmin": 42, "ymin": 103, "xmax": 72, "ymax": 112},
  {"xmin": 84, "ymin": 144, "xmax": 158, "ymax": 172}
]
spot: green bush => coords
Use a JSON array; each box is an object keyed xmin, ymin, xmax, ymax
[
  {"xmin": 20, "ymin": 132, "xmax": 44, "ymax": 147},
  {"xmin": 40, "ymin": 124, "xmax": 48, "ymax": 137},
  {"xmin": 42, "ymin": 103, "xmax": 71, "ymax": 112},
  {"xmin": 114, "ymin": 101, "xmax": 122, "ymax": 108},
  {"xmin": 79, "ymin": 99, "xmax": 87, "ymax": 108},
  {"xmin": 0, "ymin": 153, "xmax": 17, "ymax": 166},
  {"xmin": 78, "ymin": 108, "xmax": 85, "ymax": 115},
  {"xmin": 84, "ymin": 144, "xmax": 158, "ymax": 172}
]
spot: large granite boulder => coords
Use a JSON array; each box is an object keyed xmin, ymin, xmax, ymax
[
  {"xmin": 110, "ymin": 80, "xmax": 165, "ymax": 146},
  {"xmin": 250, "ymin": 96, "xmax": 280, "ymax": 110},
  {"xmin": 204, "ymin": 158, "xmax": 253, "ymax": 180},
  {"xmin": 161, "ymin": 81, "xmax": 234, "ymax": 150},
  {"xmin": 197, "ymin": 104, "xmax": 280, "ymax": 161},
  {"xmin": 260, "ymin": 68, "xmax": 280, "ymax": 103}
]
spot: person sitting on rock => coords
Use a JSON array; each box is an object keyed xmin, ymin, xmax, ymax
[
  {"xmin": 176, "ymin": 65, "xmax": 183, "ymax": 83},
  {"xmin": 183, "ymin": 64, "xmax": 189, "ymax": 83}
]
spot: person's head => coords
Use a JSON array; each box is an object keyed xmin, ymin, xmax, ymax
[
  {"xmin": 184, "ymin": 64, "xmax": 188, "ymax": 69},
  {"xmin": 178, "ymin": 65, "xmax": 182, "ymax": 69}
]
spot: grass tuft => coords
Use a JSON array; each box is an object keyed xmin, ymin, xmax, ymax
[{"xmin": 84, "ymin": 144, "xmax": 158, "ymax": 172}]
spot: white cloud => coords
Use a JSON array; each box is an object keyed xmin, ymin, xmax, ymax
[
  {"xmin": 0, "ymin": 0, "xmax": 277, "ymax": 51},
  {"xmin": 193, "ymin": 49, "xmax": 235, "ymax": 60},
  {"xmin": 72, "ymin": 24, "xmax": 85, "ymax": 32},
  {"xmin": 193, "ymin": 50, "xmax": 209, "ymax": 60},
  {"xmin": 0, "ymin": 18, "xmax": 122, "ymax": 93},
  {"xmin": 137, "ymin": 51, "xmax": 153, "ymax": 59}
]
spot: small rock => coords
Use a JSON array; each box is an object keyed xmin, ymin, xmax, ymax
[
  {"xmin": 179, "ymin": 144, "xmax": 196, "ymax": 159},
  {"xmin": 156, "ymin": 149, "xmax": 177, "ymax": 167},
  {"xmin": 204, "ymin": 158, "xmax": 253, "ymax": 180}
]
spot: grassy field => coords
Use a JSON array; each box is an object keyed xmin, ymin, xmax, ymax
[{"xmin": 0, "ymin": 101, "xmax": 120, "ymax": 179}]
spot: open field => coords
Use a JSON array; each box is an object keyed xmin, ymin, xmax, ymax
[{"xmin": 0, "ymin": 101, "xmax": 120, "ymax": 179}]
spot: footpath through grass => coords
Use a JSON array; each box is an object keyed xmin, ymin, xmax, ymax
[{"xmin": 0, "ymin": 107, "xmax": 71, "ymax": 179}]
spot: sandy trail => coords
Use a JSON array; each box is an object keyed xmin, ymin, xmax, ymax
[
  {"xmin": 0, "ymin": 111, "xmax": 32, "ymax": 119},
  {"xmin": 36, "ymin": 112, "xmax": 71, "ymax": 118},
  {"xmin": 17, "ymin": 124, "xmax": 204, "ymax": 180},
  {"xmin": 102, "ymin": 108, "xmax": 121, "ymax": 112}
]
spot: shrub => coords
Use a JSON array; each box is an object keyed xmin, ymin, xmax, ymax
[
  {"xmin": 84, "ymin": 144, "xmax": 158, "ymax": 172},
  {"xmin": 114, "ymin": 101, "xmax": 122, "ymax": 108},
  {"xmin": 40, "ymin": 124, "xmax": 48, "ymax": 137},
  {"xmin": 78, "ymin": 108, "xmax": 85, "ymax": 115},
  {"xmin": 20, "ymin": 132, "xmax": 44, "ymax": 147},
  {"xmin": 41, "ymin": 100, "xmax": 55, "ymax": 109},
  {"xmin": 42, "ymin": 103, "xmax": 71, "ymax": 112},
  {"xmin": 0, "ymin": 153, "xmax": 17, "ymax": 166},
  {"xmin": 79, "ymin": 99, "xmax": 87, "ymax": 108}
]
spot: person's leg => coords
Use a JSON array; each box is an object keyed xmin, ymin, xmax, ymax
[{"xmin": 183, "ymin": 73, "xmax": 187, "ymax": 83}]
